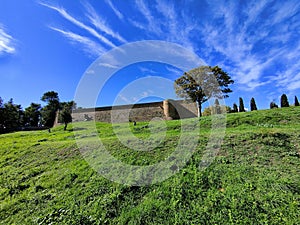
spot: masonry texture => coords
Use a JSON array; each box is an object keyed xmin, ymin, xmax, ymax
[{"xmin": 71, "ymin": 99, "xmax": 198, "ymax": 123}]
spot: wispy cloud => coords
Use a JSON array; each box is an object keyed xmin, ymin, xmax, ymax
[
  {"xmin": 127, "ymin": 0, "xmax": 197, "ymax": 53},
  {"xmin": 199, "ymin": 0, "xmax": 300, "ymax": 91},
  {"xmin": 98, "ymin": 63, "xmax": 120, "ymax": 69},
  {"xmin": 104, "ymin": 0, "xmax": 124, "ymax": 20},
  {"xmin": 118, "ymin": 94, "xmax": 131, "ymax": 104},
  {"xmin": 0, "ymin": 24, "xmax": 16, "ymax": 55},
  {"xmin": 39, "ymin": 1, "xmax": 116, "ymax": 48},
  {"xmin": 39, "ymin": 0, "xmax": 300, "ymax": 94},
  {"xmin": 139, "ymin": 66, "xmax": 159, "ymax": 75},
  {"xmin": 50, "ymin": 27, "xmax": 104, "ymax": 57},
  {"xmin": 83, "ymin": 2, "xmax": 126, "ymax": 43},
  {"xmin": 134, "ymin": 0, "xmax": 157, "ymax": 32},
  {"xmin": 165, "ymin": 66, "xmax": 182, "ymax": 76}
]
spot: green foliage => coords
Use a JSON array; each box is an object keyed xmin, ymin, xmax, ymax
[
  {"xmin": 41, "ymin": 91, "xmax": 60, "ymax": 128},
  {"xmin": 59, "ymin": 101, "xmax": 76, "ymax": 130},
  {"xmin": 202, "ymin": 103, "xmax": 230, "ymax": 116},
  {"xmin": 250, "ymin": 97, "xmax": 257, "ymax": 111},
  {"xmin": 294, "ymin": 96, "xmax": 299, "ymax": 106},
  {"xmin": 239, "ymin": 97, "xmax": 245, "ymax": 112},
  {"xmin": 24, "ymin": 103, "xmax": 41, "ymax": 127},
  {"xmin": 0, "ymin": 98, "xmax": 24, "ymax": 133},
  {"xmin": 41, "ymin": 91, "xmax": 60, "ymax": 107},
  {"xmin": 41, "ymin": 105, "xmax": 57, "ymax": 128},
  {"xmin": 174, "ymin": 65, "xmax": 234, "ymax": 117},
  {"xmin": 281, "ymin": 94, "xmax": 289, "ymax": 107},
  {"xmin": 225, "ymin": 106, "xmax": 231, "ymax": 113},
  {"xmin": 202, "ymin": 107, "xmax": 212, "ymax": 116},
  {"xmin": 0, "ymin": 92, "xmax": 75, "ymax": 133},
  {"xmin": 1, "ymin": 107, "xmax": 300, "ymax": 224}
]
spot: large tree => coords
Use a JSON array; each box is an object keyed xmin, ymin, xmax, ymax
[
  {"xmin": 280, "ymin": 94, "xmax": 289, "ymax": 108},
  {"xmin": 174, "ymin": 65, "xmax": 234, "ymax": 117},
  {"xmin": 24, "ymin": 103, "xmax": 41, "ymax": 126},
  {"xmin": 41, "ymin": 91, "xmax": 60, "ymax": 127},
  {"xmin": 0, "ymin": 98, "xmax": 23, "ymax": 132},
  {"xmin": 59, "ymin": 101, "xmax": 76, "ymax": 131}
]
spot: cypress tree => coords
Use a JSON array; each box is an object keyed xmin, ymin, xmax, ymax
[
  {"xmin": 280, "ymin": 94, "xmax": 289, "ymax": 107},
  {"xmin": 250, "ymin": 97, "xmax": 257, "ymax": 111},
  {"xmin": 295, "ymin": 96, "xmax": 299, "ymax": 106},
  {"xmin": 232, "ymin": 103, "xmax": 238, "ymax": 112},
  {"xmin": 239, "ymin": 97, "xmax": 245, "ymax": 112}
]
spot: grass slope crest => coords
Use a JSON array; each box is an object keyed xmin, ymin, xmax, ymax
[{"xmin": 0, "ymin": 107, "xmax": 299, "ymax": 224}]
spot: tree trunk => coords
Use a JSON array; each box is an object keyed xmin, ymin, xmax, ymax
[
  {"xmin": 197, "ymin": 100, "xmax": 202, "ymax": 117},
  {"xmin": 64, "ymin": 122, "xmax": 67, "ymax": 131}
]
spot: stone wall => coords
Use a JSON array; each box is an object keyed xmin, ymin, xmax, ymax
[{"xmin": 71, "ymin": 99, "xmax": 198, "ymax": 123}]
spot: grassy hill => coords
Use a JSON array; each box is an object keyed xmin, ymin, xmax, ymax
[{"xmin": 1, "ymin": 107, "xmax": 299, "ymax": 224}]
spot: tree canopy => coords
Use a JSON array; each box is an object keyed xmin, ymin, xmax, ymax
[
  {"xmin": 24, "ymin": 103, "xmax": 41, "ymax": 126},
  {"xmin": 41, "ymin": 91, "xmax": 60, "ymax": 127},
  {"xmin": 59, "ymin": 101, "xmax": 76, "ymax": 130},
  {"xmin": 174, "ymin": 65, "xmax": 234, "ymax": 117},
  {"xmin": 0, "ymin": 92, "xmax": 75, "ymax": 133},
  {"xmin": 0, "ymin": 98, "xmax": 23, "ymax": 133}
]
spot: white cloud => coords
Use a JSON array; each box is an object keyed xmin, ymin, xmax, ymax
[
  {"xmin": 49, "ymin": 27, "xmax": 104, "ymax": 57},
  {"xmin": 118, "ymin": 94, "xmax": 131, "ymax": 104},
  {"xmin": 165, "ymin": 66, "xmax": 182, "ymax": 76},
  {"xmin": 0, "ymin": 24, "xmax": 16, "ymax": 55},
  {"xmin": 271, "ymin": 59, "xmax": 300, "ymax": 91},
  {"xmin": 39, "ymin": 2, "xmax": 116, "ymax": 48},
  {"xmin": 270, "ymin": 1, "xmax": 300, "ymax": 25},
  {"xmin": 130, "ymin": 0, "xmax": 196, "ymax": 51},
  {"xmin": 132, "ymin": 0, "xmax": 175, "ymax": 38},
  {"xmin": 128, "ymin": 19, "xmax": 145, "ymax": 31},
  {"xmin": 83, "ymin": 2, "xmax": 126, "ymax": 43},
  {"xmin": 141, "ymin": 91, "xmax": 149, "ymax": 98},
  {"xmin": 198, "ymin": 0, "xmax": 300, "ymax": 91},
  {"xmin": 104, "ymin": 0, "xmax": 124, "ymax": 20},
  {"xmin": 98, "ymin": 63, "xmax": 120, "ymax": 69},
  {"xmin": 287, "ymin": 80, "xmax": 300, "ymax": 91},
  {"xmin": 86, "ymin": 69, "xmax": 95, "ymax": 74},
  {"xmin": 39, "ymin": 0, "xmax": 300, "ymax": 94},
  {"xmin": 139, "ymin": 66, "xmax": 159, "ymax": 75},
  {"xmin": 134, "ymin": 0, "xmax": 155, "ymax": 27}
]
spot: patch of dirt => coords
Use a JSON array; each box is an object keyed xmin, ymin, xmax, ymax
[{"xmin": 58, "ymin": 145, "xmax": 80, "ymax": 159}]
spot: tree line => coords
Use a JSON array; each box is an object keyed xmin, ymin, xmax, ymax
[
  {"xmin": 174, "ymin": 65, "xmax": 299, "ymax": 116},
  {"xmin": 231, "ymin": 94, "xmax": 298, "ymax": 112},
  {"xmin": 0, "ymin": 91, "xmax": 75, "ymax": 134},
  {"xmin": 201, "ymin": 94, "xmax": 299, "ymax": 116},
  {"xmin": 1, "ymin": 65, "xmax": 298, "ymax": 132}
]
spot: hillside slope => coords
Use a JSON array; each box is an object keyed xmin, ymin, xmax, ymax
[{"xmin": 0, "ymin": 107, "xmax": 299, "ymax": 224}]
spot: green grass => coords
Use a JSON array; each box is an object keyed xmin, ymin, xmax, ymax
[{"xmin": 1, "ymin": 107, "xmax": 300, "ymax": 224}]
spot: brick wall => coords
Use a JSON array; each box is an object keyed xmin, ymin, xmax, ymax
[{"xmin": 71, "ymin": 100, "xmax": 197, "ymax": 123}]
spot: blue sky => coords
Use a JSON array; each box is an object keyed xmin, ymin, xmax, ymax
[{"xmin": 0, "ymin": 0, "xmax": 300, "ymax": 110}]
